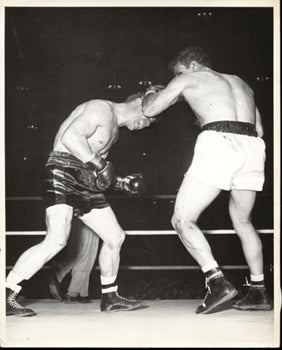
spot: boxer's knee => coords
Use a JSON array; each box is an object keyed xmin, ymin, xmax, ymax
[
  {"xmin": 171, "ymin": 213, "xmax": 179, "ymax": 231},
  {"xmin": 104, "ymin": 229, "xmax": 126, "ymax": 250},
  {"xmin": 44, "ymin": 206, "xmax": 72, "ymax": 255},
  {"xmin": 172, "ymin": 212, "xmax": 197, "ymax": 239},
  {"xmin": 43, "ymin": 235, "xmax": 68, "ymax": 256},
  {"xmin": 230, "ymin": 211, "xmax": 256, "ymax": 237},
  {"xmin": 43, "ymin": 224, "xmax": 69, "ymax": 255}
]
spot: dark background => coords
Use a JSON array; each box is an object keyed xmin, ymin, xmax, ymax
[{"xmin": 5, "ymin": 7, "xmax": 274, "ymax": 299}]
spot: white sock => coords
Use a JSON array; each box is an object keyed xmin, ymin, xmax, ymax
[
  {"xmin": 201, "ymin": 260, "xmax": 219, "ymax": 273},
  {"xmin": 6, "ymin": 271, "xmax": 24, "ymax": 293},
  {"xmin": 250, "ymin": 274, "xmax": 264, "ymax": 282},
  {"xmin": 101, "ymin": 275, "xmax": 118, "ymax": 294},
  {"xmin": 100, "ymin": 275, "xmax": 116, "ymax": 285}
]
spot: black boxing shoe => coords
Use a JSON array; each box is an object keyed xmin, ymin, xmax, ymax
[
  {"xmin": 233, "ymin": 285, "xmax": 272, "ymax": 311},
  {"xmin": 100, "ymin": 291, "xmax": 142, "ymax": 312},
  {"xmin": 48, "ymin": 269, "xmax": 63, "ymax": 301},
  {"xmin": 6, "ymin": 288, "xmax": 36, "ymax": 317},
  {"xmin": 196, "ymin": 276, "xmax": 238, "ymax": 314}
]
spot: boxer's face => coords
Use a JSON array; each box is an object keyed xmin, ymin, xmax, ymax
[
  {"xmin": 174, "ymin": 62, "xmax": 198, "ymax": 76},
  {"xmin": 174, "ymin": 62, "xmax": 189, "ymax": 76},
  {"xmin": 126, "ymin": 98, "xmax": 153, "ymax": 130},
  {"xmin": 128, "ymin": 114, "xmax": 153, "ymax": 130},
  {"xmin": 134, "ymin": 118, "xmax": 152, "ymax": 130}
]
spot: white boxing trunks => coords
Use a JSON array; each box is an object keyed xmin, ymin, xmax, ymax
[{"xmin": 187, "ymin": 121, "xmax": 266, "ymax": 191}]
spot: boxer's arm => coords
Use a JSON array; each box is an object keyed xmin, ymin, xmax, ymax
[
  {"xmin": 61, "ymin": 101, "xmax": 108, "ymax": 163},
  {"xmin": 142, "ymin": 77, "xmax": 185, "ymax": 117},
  {"xmin": 255, "ymin": 106, "xmax": 264, "ymax": 138}
]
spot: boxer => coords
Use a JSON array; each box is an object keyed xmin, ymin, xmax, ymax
[
  {"xmin": 142, "ymin": 46, "xmax": 272, "ymax": 314},
  {"xmin": 6, "ymin": 92, "xmax": 153, "ymax": 316}
]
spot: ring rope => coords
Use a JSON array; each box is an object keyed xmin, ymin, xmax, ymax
[
  {"xmin": 6, "ymin": 229, "xmax": 273, "ymax": 236},
  {"xmin": 6, "ymin": 195, "xmax": 176, "ymax": 201},
  {"xmin": 5, "ymin": 265, "xmax": 252, "ymax": 271}
]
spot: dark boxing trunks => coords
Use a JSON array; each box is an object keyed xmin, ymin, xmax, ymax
[
  {"xmin": 40, "ymin": 151, "xmax": 109, "ymax": 216},
  {"xmin": 201, "ymin": 121, "xmax": 257, "ymax": 137}
]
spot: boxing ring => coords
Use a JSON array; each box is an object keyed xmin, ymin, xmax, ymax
[
  {"xmin": 4, "ymin": 196, "xmax": 278, "ymax": 347},
  {"xmin": 4, "ymin": 299, "xmax": 276, "ymax": 347}
]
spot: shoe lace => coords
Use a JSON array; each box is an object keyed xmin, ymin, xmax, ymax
[
  {"xmin": 116, "ymin": 293, "xmax": 136, "ymax": 303},
  {"xmin": 243, "ymin": 276, "xmax": 251, "ymax": 287},
  {"xmin": 7, "ymin": 291, "xmax": 25, "ymax": 310},
  {"xmin": 201, "ymin": 279, "xmax": 211, "ymax": 305}
]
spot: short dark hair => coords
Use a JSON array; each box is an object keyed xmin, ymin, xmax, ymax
[
  {"xmin": 168, "ymin": 46, "xmax": 212, "ymax": 71},
  {"xmin": 125, "ymin": 91, "xmax": 145, "ymax": 102}
]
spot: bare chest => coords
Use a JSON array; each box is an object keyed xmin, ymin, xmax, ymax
[{"xmin": 88, "ymin": 126, "xmax": 119, "ymax": 155}]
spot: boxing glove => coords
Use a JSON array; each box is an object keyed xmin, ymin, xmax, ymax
[
  {"xmin": 114, "ymin": 173, "xmax": 146, "ymax": 195},
  {"xmin": 86, "ymin": 157, "xmax": 116, "ymax": 191}
]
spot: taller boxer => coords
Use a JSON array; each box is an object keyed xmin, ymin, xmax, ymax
[
  {"xmin": 142, "ymin": 46, "xmax": 272, "ymax": 314},
  {"xmin": 6, "ymin": 92, "xmax": 153, "ymax": 316}
]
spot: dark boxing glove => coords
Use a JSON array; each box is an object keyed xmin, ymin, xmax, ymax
[
  {"xmin": 114, "ymin": 173, "xmax": 146, "ymax": 195},
  {"xmin": 86, "ymin": 157, "xmax": 116, "ymax": 191}
]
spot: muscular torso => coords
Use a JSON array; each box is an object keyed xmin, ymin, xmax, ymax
[
  {"xmin": 182, "ymin": 70, "xmax": 256, "ymax": 126},
  {"xmin": 53, "ymin": 100, "xmax": 119, "ymax": 159}
]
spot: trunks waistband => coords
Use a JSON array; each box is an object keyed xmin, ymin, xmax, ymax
[
  {"xmin": 201, "ymin": 121, "xmax": 257, "ymax": 137},
  {"xmin": 46, "ymin": 151, "xmax": 89, "ymax": 169}
]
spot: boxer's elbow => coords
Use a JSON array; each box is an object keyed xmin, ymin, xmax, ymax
[
  {"xmin": 256, "ymin": 124, "xmax": 264, "ymax": 138},
  {"xmin": 257, "ymin": 130, "xmax": 264, "ymax": 138}
]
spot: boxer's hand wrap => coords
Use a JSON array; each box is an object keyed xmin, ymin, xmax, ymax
[
  {"xmin": 86, "ymin": 157, "xmax": 116, "ymax": 191},
  {"xmin": 114, "ymin": 173, "xmax": 146, "ymax": 195}
]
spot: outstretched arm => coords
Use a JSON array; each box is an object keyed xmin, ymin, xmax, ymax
[{"xmin": 142, "ymin": 77, "xmax": 185, "ymax": 117}]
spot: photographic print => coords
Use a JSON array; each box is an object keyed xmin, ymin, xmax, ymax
[{"xmin": 0, "ymin": 0, "xmax": 280, "ymax": 347}]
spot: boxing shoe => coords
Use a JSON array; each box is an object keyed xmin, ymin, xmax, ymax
[
  {"xmin": 196, "ymin": 276, "xmax": 238, "ymax": 314},
  {"xmin": 100, "ymin": 291, "xmax": 142, "ymax": 312},
  {"xmin": 233, "ymin": 285, "xmax": 272, "ymax": 311},
  {"xmin": 6, "ymin": 288, "xmax": 36, "ymax": 317},
  {"xmin": 63, "ymin": 294, "xmax": 92, "ymax": 303}
]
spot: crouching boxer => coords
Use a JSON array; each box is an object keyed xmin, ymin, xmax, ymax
[
  {"xmin": 6, "ymin": 92, "xmax": 154, "ymax": 316},
  {"xmin": 142, "ymin": 46, "xmax": 272, "ymax": 314}
]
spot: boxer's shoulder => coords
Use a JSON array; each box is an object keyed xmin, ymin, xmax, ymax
[
  {"xmin": 85, "ymin": 99, "xmax": 113, "ymax": 111},
  {"xmin": 79, "ymin": 100, "xmax": 115, "ymax": 123}
]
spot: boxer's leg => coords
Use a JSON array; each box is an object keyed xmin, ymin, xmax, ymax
[
  {"xmin": 6, "ymin": 204, "xmax": 73, "ymax": 316},
  {"xmin": 172, "ymin": 174, "xmax": 221, "ymax": 266},
  {"xmin": 229, "ymin": 190, "xmax": 272, "ymax": 310},
  {"xmin": 80, "ymin": 206, "xmax": 142, "ymax": 311},
  {"xmin": 171, "ymin": 174, "xmax": 237, "ymax": 314},
  {"xmin": 229, "ymin": 190, "xmax": 263, "ymax": 274},
  {"xmin": 80, "ymin": 207, "xmax": 124, "ymax": 278}
]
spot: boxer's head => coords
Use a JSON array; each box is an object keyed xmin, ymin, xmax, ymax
[
  {"xmin": 169, "ymin": 46, "xmax": 212, "ymax": 76},
  {"xmin": 124, "ymin": 92, "xmax": 157, "ymax": 130}
]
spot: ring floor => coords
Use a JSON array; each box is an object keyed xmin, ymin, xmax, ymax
[{"xmin": 2, "ymin": 299, "xmax": 276, "ymax": 347}]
